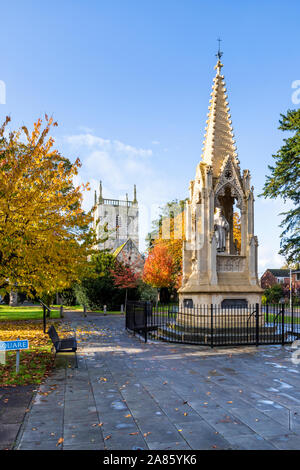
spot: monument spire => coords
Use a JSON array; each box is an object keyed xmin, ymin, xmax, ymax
[{"xmin": 201, "ymin": 45, "xmax": 238, "ymax": 177}]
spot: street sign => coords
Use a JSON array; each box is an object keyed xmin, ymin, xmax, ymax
[
  {"xmin": 0, "ymin": 340, "xmax": 29, "ymax": 351},
  {"xmin": 0, "ymin": 339, "xmax": 29, "ymax": 373}
]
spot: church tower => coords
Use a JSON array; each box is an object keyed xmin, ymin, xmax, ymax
[
  {"xmin": 178, "ymin": 52, "xmax": 263, "ymax": 307},
  {"xmin": 94, "ymin": 182, "xmax": 139, "ymax": 252}
]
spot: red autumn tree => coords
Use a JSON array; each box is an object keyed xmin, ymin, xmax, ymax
[
  {"xmin": 143, "ymin": 243, "xmax": 176, "ymax": 291},
  {"xmin": 110, "ymin": 261, "xmax": 140, "ymax": 308}
]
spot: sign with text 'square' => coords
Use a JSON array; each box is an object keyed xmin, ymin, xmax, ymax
[{"xmin": 0, "ymin": 340, "xmax": 29, "ymax": 351}]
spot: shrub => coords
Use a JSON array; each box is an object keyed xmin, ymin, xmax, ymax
[{"xmin": 264, "ymin": 284, "xmax": 284, "ymax": 304}]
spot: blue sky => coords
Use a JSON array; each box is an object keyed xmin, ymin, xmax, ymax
[{"xmin": 1, "ymin": 0, "xmax": 299, "ymax": 274}]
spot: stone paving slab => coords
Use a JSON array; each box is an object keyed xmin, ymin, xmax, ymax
[
  {"xmin": 14, "ymin": 315, "xmax": 300, "ymax": 450},
  {"xmin": 0, "ymin": 385, "xmax": 34, "ymax": 450}
]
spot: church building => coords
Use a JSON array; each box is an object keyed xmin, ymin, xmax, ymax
[{"xmin": 93, "ymin": 183, "xmax": 143, "ymax": 271}]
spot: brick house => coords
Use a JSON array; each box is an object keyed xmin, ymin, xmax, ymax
[{"xmin": 260, "ymin": 269, "xmax": 300, "ymax": 298}]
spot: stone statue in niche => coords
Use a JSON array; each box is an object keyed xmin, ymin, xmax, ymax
[{"xmin": 214, "ymin": 208, "xmax": 229, "ymax": 252}]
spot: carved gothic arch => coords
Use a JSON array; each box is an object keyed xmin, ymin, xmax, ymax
[
  {"xmin": 214, "ymin": 155, "xmax": 245, "ymax": 210},
  {"xmin": 214, "ymin": 182, "xmax": 244, "ymax": 210}
]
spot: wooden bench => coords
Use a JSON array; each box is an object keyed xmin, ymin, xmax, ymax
[{"xmin": 47, "ymin": 325, "xmax": 78, "ymax": 368}]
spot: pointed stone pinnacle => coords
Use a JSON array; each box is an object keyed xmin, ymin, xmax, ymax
[{"xmin": 200, "ymin": 56, "xmax": 238, "ymax": 176}]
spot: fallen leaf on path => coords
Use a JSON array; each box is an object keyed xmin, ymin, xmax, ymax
[{"xmin": 56, "ymin": 437, "xmax": 64, "ymax": 446}]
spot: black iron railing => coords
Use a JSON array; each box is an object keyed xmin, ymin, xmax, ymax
[
  {"xmin": 126, "ymin": 301, "xmax": 300, "ymax": 347},
  {"xmin": 39, "ymin": 300, "xmax": 52, "ymax": 333}
]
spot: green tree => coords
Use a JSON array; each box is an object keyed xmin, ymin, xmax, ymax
[
  {"xmin": 264, "ymin": 284, "xmax": 284, "ymax": 304},
  {"xmin": 91, "ymin": 251, "xmax": 117, "ymax": 276},
  {"xmin": 74, "ymin": 276, "xmax": 125, "ymax": 310},
  {"xmin": 74, "ymin": 251, "xmax": 119, "ymax": 309},
  {"xmin": 260, "ymin": 109, "xmax": 300, "ymax": 263}
]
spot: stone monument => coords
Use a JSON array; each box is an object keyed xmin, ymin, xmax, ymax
[{"xmin": 178, "ymin": 52, "xmax": 263, "ymax": 308}]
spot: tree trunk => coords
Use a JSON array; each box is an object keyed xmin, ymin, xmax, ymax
[
  {"xmin": 9, "ymin": 291, "xmax": 18, "ymax": 307},
  {"xmin": 159, "ymin": 287, "xmax": 170, "ymax": 304}
]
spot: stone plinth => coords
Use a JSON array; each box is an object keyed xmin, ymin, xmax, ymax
[{"xmin": 176, "ymin": 306, "xmax": 265, "ymax": 329}]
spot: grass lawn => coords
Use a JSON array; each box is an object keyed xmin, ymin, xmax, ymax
[
  {"xmin": 0, "ymin": 305, "xmax": 60, "ymax": 321},
  {"xmin": 265, "ymin": 313, "xmax": 300, "ymax": 324},
  {"xmin": 0, "ymin": 319, "xmax": 67, "ymax": 386},
  {"xmin": 52, "ymin": 304, "xmax": 82, "ymax": 311},
  {"xmin": 51, "ymin": 305, "xmax": 122, "ymax": 314},
  {"xmin": 0, "ymin": 307, "xmax": 62, "ymax": 385},
  {"xmin": 88, "ymin": 309, "xmax": 122, "ymax": 315}
]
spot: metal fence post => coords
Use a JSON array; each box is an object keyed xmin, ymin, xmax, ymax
[
  {"xmin": 144, "ymin": 302, "xmax": 148, "ymax": 343},
  {"xmin": 255, "ymin": 303, "xmax": 259, "ymax": 347},
  {"xmin": 266, "ymin": 303, "xmax": 269, "ymax": 323},
  {"xmin": 282, "ymin": 303, "xmax": 285, "ymax": 345},
  {"xmin": 291, "ymin": 302, "xmax": 294, "ymax": 335},
  {"xmin": 211, "ymin": 304, "xmax": 214, "ymax": 348}
]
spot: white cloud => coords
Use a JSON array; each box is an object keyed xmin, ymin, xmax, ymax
[
  {"xmin": 65, "ymin": 133, "xmax": 152, "ymax": 158},
  {"xmin": 255, "ymin": 197, "xmax": 293, "ymax": 276},
  {"xmin": 78, "ymin": 126, "xmax": 94, "ymax": 134},
  {"xmin": 65, "ymin": 133, "xmax": 110, "ymax": 149},
  {"xmin": 114, "ymin": 140, "xmax": 152, "ymax": 158},
  {"xmin": 258, "ymin": 244, "xmax": 286, "ymax": 277}
]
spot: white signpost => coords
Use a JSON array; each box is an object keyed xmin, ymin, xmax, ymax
[{"xmin": 0, "ymin": 350, "xmax": 5, "ymax": 365}]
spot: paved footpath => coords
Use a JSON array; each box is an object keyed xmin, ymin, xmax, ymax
[
  {"xmin": 0, "ymin": 385, "xmax": 34, "ymax": 450},
  {"xmin": 15, "ymin": 314, "xmax": 300, "ymax": 450}
]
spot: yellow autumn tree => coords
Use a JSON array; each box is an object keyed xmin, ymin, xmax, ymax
[
  {"xmin": 0, "ymin": 116, "xmax": 97, "ymax": 298},
  {"xmin": 233, "ymin": 212, "xmax": 241, "ymax": 253}
]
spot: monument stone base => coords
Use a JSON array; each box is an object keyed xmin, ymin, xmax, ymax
[{"xmin": 178, "ymin": 276, "xmax": 263, "ymax": 328}]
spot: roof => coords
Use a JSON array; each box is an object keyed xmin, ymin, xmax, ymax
[
  {"xmin": 267, "ymin": 269, "xmax": 290, "ymax": 277},
  {"xmin": 113, "ymin": 242, "xmax": 127, "ymax": 257},
  {"xmin": 113, "ymin": 238, "xmax": 140, "ymax": 258}
]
